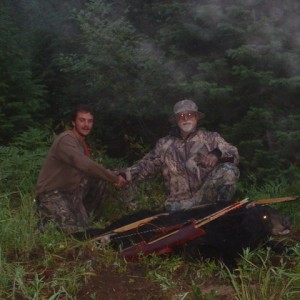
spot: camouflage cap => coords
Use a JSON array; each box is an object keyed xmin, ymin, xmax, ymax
[{"xmin": 169, "ymin": 99, "xmax": 205, "ymax": 123}]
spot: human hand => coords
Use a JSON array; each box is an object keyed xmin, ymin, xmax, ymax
[
  {"xmin": 199, "ymin": 153, "xmax": 219, "ymax": 168},
  {"xmin": 114, "ymin": 174, "xmax": 127, "ymax": 189}
]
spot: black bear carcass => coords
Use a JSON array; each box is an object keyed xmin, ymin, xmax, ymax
[
  {"xmin": 73, "ymin": 202, "xmax": 291, "ymax": 266},
  {"xmin": 177, "ymin": 204, "xmax": 291, "ymax": 266}
]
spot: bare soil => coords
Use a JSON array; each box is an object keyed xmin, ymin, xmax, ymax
[{"xmin": 76, "ymin": 259, "xmax": 236, "ymax": 300}]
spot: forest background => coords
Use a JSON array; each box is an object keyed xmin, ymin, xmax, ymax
[{"xmin": 1, "ymin": 0, "xmax": 300, "ymax": 199}]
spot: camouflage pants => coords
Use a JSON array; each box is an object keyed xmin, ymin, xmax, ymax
[
  {"xmin": 165, "ymin": 163, "xmax": 240, "ymax": 212},
  {"xmin": 36, "ymin": 177, "xmax": 106, "ymax": 233}
]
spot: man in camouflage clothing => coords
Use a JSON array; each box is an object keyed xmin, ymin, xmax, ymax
[
  {"xmin": 35, "ymin": 105, "xmax": 126, "ymax": 233},
  {"xmin": 122, "ymin": 99, "xmax": 240, "ymax": 211}
]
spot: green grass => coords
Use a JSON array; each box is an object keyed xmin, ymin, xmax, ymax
[{"xmin": 225, "ymin": 248, "xmax": 300, "ymax": 300}]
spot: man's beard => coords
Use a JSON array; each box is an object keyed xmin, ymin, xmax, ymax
[{"xmin": 179, "ymin": 122, "xmax": 195, "ymax": 133}]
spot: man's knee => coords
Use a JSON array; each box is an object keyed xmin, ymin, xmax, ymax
[
  {"xmin": 36, "ymin": 190, "xmax": 88, "ymax": 230},
  {"xmin": 216, "ymin": 163, "xmax": 240, "ymax": 184}
]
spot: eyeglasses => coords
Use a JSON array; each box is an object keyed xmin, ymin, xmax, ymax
[{"xmin": 175, "ymin": 112, "xmax": 197, "ymax": 121}]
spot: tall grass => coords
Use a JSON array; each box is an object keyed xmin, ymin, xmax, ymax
[
  {"xmin": 225, "ymin": 248, "xmax": 300, "ymax": 300},
  {"xmin": 0, "ymin": 193, "xmax": 38, "ymax": 256}
]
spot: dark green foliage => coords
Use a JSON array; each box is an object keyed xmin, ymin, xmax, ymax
[
  {"xmin": 55, "ymin": 0, "xmax": 176, "ymax": 152},
  {"xmin": 0, "ymin": 3, "xmax": 48, "ymax": 143},
  {"xmin": 0, "ymin": 128, "xmax": 52, "ymax": 198}
]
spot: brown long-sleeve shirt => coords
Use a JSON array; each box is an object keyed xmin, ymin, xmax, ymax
[{"xmin": 36, "ymin": 130, "xmax": 118, "ymax": 195}]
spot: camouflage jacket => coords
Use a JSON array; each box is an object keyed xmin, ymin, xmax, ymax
[{"xmin": 124, "ymin": 128, "xmax": 239, "ymax": 204}]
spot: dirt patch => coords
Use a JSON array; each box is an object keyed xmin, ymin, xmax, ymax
[
  {"xmin": 75, "ymin": 258, "xmax": 236, "ymax": 300},
  {"xmin": 77, "ymin": 262, "xmax": 164, "ymax": 300}
]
